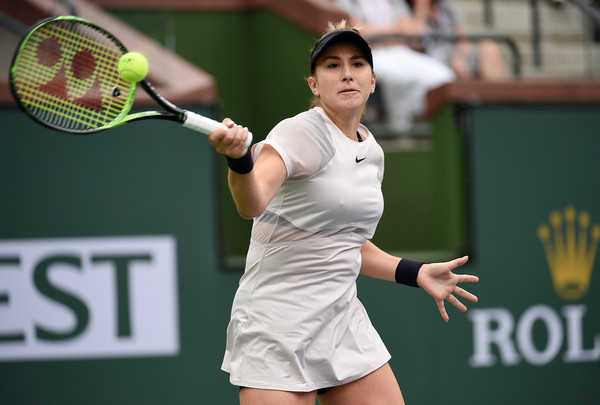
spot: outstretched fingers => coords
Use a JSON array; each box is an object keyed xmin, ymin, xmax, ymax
[
  {"xmin": 449, "ymin": 255, "xmax": 469, "ymax": 270},
  {"xmin": 421, "ymin": 255, "xmax": 479, "ymax": 322},
  {"xmin": 447, "ymin": 294, "xmax": 467, "ymax": 312},
  {"xmin": 439, "ymin": 283, "xmax": 479, "ymax": 322},
  {"xmin": 438, "ymin": 294, "xmax": 466, "ymax": 322},
  {"xmin": 454, "ymin": 286, "xmax": 478, "ymax": 303},
  {"xmin": 437, "ymin": 299, "xmax": 449, "ymax": 323},
  {"xmin": 457, "ymin": 274, "xmax": 479, "ymax": 284}
]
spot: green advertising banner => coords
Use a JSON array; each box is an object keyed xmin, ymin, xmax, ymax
[
  {"xmin": 0, "ymin": 107, "xmax": 243, "ymax": 404},
  {"xmin": 459, "ymin": 104, "xmax": 600, "ymax": 404}
]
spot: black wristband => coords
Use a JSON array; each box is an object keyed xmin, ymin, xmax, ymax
[
  {"xmin": 395, "ymin": 258, "xmax": 425, "ymax": 288},
  {"xmin": 226, "ymin": 148, "xmax": 253, "ymax": 174}
]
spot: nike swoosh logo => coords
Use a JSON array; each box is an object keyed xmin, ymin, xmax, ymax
[{"xmin": 355, "ymin": 156, "xmax": 366, "ymax": 163}]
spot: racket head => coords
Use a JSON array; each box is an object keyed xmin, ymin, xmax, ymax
[{"xmin": 10, "ymin": 16, "xmax": 137, "ymax": 134}]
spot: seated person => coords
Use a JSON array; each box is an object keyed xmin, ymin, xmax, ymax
[{"xmin": 407, "ymin": 0, "xmax": 508, "ymax": 80}]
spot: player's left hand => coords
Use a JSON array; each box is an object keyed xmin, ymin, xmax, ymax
[{"xmin": 416, "ymin": 256, "xmax": 479, "ymax": 322}]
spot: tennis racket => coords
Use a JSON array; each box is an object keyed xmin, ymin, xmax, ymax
[{"xmin": 9, "ymin": 15, "xmax": 252, "ymax": 148}]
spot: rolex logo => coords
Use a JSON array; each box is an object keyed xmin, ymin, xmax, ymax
[{"xmin": 537, "ymin": 206, "xmax": 600, "ymax": 300}]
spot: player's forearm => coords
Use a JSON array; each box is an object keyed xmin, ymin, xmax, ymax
[
  {"xmin": 360, "ymin": 241, "xmax": 425, "ymax": 288},
  {"xmin": 227, "ymin": 146, "xmax": 286, "ymax": 219},
  {"xmin": 359, "ymin": 241, "xmax": 400, "ymax": 281}
]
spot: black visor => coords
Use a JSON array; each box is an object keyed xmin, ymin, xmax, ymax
[{"xmin": 310, "ymin": 29, "xmax": 373, "ymax": 74}]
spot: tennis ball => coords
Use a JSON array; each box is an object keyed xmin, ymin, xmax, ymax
[{"xmin": 118, "ymin": 51, "xmax": 148, "ymax": 83}]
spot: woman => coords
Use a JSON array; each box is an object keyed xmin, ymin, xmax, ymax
[
  {"xmin": 406, "ymin": 0, "xmax": 508, "ymax": 80},
  {"xmin": 209, "ymin": 21, "xmax": 478, "ymax": 405}
]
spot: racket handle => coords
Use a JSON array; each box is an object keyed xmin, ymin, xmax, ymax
[{"xmin": 183, "ymin": 111, "xmax": 253, "ymax": 149}]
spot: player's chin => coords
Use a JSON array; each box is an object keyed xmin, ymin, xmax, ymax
[{"xmin": 338, "ymin": 98, "xmax": 367, "ymax": 113}]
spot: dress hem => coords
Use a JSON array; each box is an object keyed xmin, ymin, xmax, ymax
[{"xmin": 222, "ymin": 352, "xmax": 392, "ymax": 393}]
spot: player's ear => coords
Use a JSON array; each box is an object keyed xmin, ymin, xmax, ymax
[
  {"xmin": 371, "ymin": 72, "xmax": 376, "ymax": 93},
  {"xmin": 307, "ymin": 76, "xmax": 319, "ymax": 96}
]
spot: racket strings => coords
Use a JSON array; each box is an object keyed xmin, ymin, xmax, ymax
[{"xmin": 12, "ymin": 19, "xmax": 134, "ymax": 132}]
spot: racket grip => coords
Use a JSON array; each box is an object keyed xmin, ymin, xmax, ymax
[{"xmin": 183, "ymin": 112, "xmax": 253, "ymax": 148}]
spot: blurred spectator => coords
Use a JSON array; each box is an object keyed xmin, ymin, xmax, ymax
[
  {"xmin": 332, "ymin": 0, "xmax": 455, "ymax": 133},
  {"xmin": 407, "ymin": 0, "xmax": 508, "ymax": 80}
]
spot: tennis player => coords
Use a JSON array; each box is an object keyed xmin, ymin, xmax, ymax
[{"xmin": 209, "ymin": 21, "xmax": 478, "ymax": 405}]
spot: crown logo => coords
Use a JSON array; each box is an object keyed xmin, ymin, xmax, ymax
[{"xmin": 537, "ymin": 206, "xmax": 600, "ymax": 300}]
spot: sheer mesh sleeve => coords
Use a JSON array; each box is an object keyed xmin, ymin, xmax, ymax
[{"xmin": 253, "ymin": 110, "xmax": 335, "ymax": 180}]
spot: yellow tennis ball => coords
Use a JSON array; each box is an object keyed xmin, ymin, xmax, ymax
[{"xmin": 118, "ymin": 52, "xmax": 148, "ymax": 83}]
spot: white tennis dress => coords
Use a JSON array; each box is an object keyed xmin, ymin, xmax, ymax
[{"xmin": 221, "ymin": 107, "xmax": 391, "ymax": 391}]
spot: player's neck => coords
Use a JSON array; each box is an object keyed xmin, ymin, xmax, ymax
[{"xmin": 321, "ymin": 106, "xmax": 363, "ymax": 141}]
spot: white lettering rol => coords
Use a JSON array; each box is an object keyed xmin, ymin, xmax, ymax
[{"xmin": 468, "ymin": 304, "xmax": 600, "ymax": 367}]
